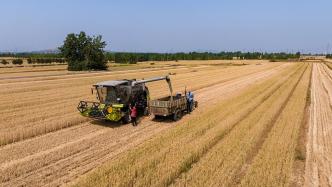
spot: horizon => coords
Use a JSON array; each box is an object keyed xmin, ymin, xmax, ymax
[
  {"xmin": 1, "ymin": 0, "xmax": 332, "ymax": 54},
  {"xmin": 0, "ymin": 49, "xmax": 327, "ymax": 56}
]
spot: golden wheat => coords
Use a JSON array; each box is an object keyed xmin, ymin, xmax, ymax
[
  {"xmin": 73, "ymin": 63, "xmax": 301, "ymax": 187},
  {"xmin": 239, "ymin": 63, "xmax": 311, "ymax": 187},
  {"xmin": 0, "ymin": 62, "xmax": 283, "ymax": 146},
  {"xmin": 172, "ymin": 63, "xmax": 308, "ymax": 187}
]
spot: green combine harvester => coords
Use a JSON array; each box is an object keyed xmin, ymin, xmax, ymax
[{"xmin": 77, "ymin": 75, "xmax": 173, "ymax": 123}]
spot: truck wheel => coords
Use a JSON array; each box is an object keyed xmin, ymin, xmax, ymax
[
  {"xmin": 173, "ymin": 110, "xmax": 182, "ymax": 121},
  {"xmin": 143, "ymin": 107, "xmax": 149, "ymax": 116},
  {"xmin": 195, "ymin": 101, "xmax": 198, "ymax": 108}
]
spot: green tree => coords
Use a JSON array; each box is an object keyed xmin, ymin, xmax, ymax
[
  {"xmin": 27, "ymin": 58, "xmax": 32, "ymax": 64},
  {"xmin": 1, "ymin": 59, "xmax": 9, "ymax": 65},
  {"xmin": 296, "ymin": 52, "xmax": 301, "ymax": 58},
  {"xmin": 59, "ymin": 31, "xmax": 107, "ymax": 71},
  {"xmin": 12, "ymin": 59, "xmax": 23, "ymax": 65}
]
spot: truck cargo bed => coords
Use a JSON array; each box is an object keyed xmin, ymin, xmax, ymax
[{"xmin": 149, "ymin": 96, "xmax": 187, "ymax": 116}]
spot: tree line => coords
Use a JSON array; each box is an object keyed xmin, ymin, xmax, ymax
[
  {"xmin": 1, "ymin": 31, "xmax": 303, "ymax": 70},
  {"xmin": 327, "ymin": 54, "xmax": 332, "ymax": 59},
  {"xmin": 106, "ymin": 52, "xmax": 301, "ymax": 64},
  {"xmin": 0, "ymin": 59, "xmax": 24, "ymax": 65},
  {"xmin": 1, "ymin": 50, "xmax": 302, "ymax": 68},
  {"xmin": 27, "ymin": 58, "xmax": 66, "ymax": 64},
  {"xmin": 0, "ymin": 58, "xmax": 65, "ymax": 65},
  {"xmin": 0, "ymin": 53, "xmax": 61, "ymax": 58}
]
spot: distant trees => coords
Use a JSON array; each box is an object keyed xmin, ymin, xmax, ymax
[
  {"xmin": 296, "ymin": 52, "xmax": 301, "ymax": 58},
  {"xmin": 27, "ymin": 58, "xmax": 32, "ymax": 64},
  {"xmin": 105, "ymin": 51, "xmax": 302, "ymax": 64},
  {"xmin": 59, "ymin": 31, "xmax": 107, "ymax": 71},
  {"xmin": 0, "ymin": 57, "xmax": 65, "ymax": 66},
  {"xmin": 12, "ymin": 59, "xmax": 23, "ymax": 65},
  {"xmin": 0, "ymin": 53, "xmax": 62, "ymax": 58},
  {"xmin": 1, "ymin": 48, "xmax": 302, "ymax": 67},
  {"xmin": 28, "ymin": 58, "xmax": 65, "ymax": 64},
  {"xmin": 327, "ymin": 54, "xmax": 332, "ymax": 59},
  {"xmin": 1, "ymin": 59, "xmax": 9, "ymax": 65}
]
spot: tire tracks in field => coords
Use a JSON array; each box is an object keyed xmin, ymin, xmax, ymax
[
  {"xmin": 290, "ymin": 63, "xmax": 312, "ymax": 187},
  {"xmin": 164, "ymin": 63, "xmax": 306, "ymax": 186},
  {"xmin": 0, "ymin": 67, "xmax": 67, "ymax": 75},
  {"xmin": 0, "ymin": 65, "xmax": 193, "ymax": 85},
  {"xmin": 231, "ymin": 63, "xmax": 309, "ymax": 185},
  {"xmin": 1, "ymin": 66, "xmax": 282, "ymax": 168},
  {"xmin": 74, "ymin": 63, "xmax": 300, "ymax": 187},
  {"xmin": 0, "ymin": 64, "xmax": 284, "ymax": 146},
  {"xmin": 305, "ymin": 63, "xmax": 332, "ymax": 187},
  {"xmin": 0, "ymin": 64, "xmax": 291, "ymax": 187},
  {"xmin": 0, "ymin": 65, "xmax": 274, "ymax": 107}
]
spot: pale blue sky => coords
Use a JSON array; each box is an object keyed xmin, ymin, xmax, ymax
[{"xmin": 0, "ymin": 0, "xmax": 331, "ymax": 53}]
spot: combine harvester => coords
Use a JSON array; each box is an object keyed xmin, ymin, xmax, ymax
[{"xmin": 77, "ymin": 75, "xmax": 197, "ymax": 123}]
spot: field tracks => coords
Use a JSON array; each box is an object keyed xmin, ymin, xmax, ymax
[
  {"xmin": 74, "ymin": 63, "xmax": 303, "ymax": 187},
  {"xmin": 172, "ymin": 63, "xmax": 309, "ymax": 187},
  {"xmin": 290, "ymin": 63, "xmax": 312, "ymax": 187},
  {"xmin": 0, "ymin": 63, "xmax": 284, "ymax": 146},
  {"xmin": 0, "ymin": 63, "xmax": 293, "ymax": 186},
  {"xmin": 234, "ymin": 63, "xmax": 310, "ymax": 185},
  {"xmin": 305, "ymin": 63, "xmax": 332, "ymax": 187},
  {"xmin": 171, "ymin": 63, "xmax": 306, "ymax": 185},
  {"xmin": 239, "ymin": 62, "xmax": 311, "ymax": 186}
]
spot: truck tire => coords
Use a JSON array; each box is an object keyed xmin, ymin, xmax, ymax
[
  {"xmin": 144, "ymin": 107, "xmax": 149, "ymax": 116},
  {"xmin": 194, "ymin": 101, "xmax": 198, "ymax": 108},
  {"xmin": 173, "ymin": 110, "xmax": 182, "ymax": 121}
]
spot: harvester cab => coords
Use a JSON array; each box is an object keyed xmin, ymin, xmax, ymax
[{"xmin": 77, "ymin": 75, "xmax": 172, "ymax": 123}]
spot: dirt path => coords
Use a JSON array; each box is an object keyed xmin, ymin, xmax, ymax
[
  {"xmin": 305, "ymin": 63, "xmax": 332, "ymax": 187},
  {"xmin": 0, "ymin": 64, "xmax": 290, "ymax": 187}
]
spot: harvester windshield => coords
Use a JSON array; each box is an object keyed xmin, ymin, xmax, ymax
[
  {"xmin": 96, "ymin": 86, "xmax": 129, "ymax": 104},
  {"xmin": 96, "ymin": 86, "xmax": 116, "ymax": 104}
]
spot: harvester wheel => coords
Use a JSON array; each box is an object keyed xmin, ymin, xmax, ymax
[
  {"xmin": 122, "ymin": 115, "xmax": 131, "ymax": 124},
  {"xmin": 173, "ymin": 110, "xmax": 182, "ymax": 121},
  {"xmin": 194, "ymin": 101, "xmax": 198, "ymax": 108}
]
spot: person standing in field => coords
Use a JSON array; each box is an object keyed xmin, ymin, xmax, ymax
[
  {"xmin": 186, "ymin": 91, "xmax": 194, "ymax": 113},
  {"xmin": 130, "ymin": 104, "xmax": 138, "ymax": 126}
]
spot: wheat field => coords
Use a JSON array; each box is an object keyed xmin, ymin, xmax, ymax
[{"xmin": 1, "ymin": 60, "xmax": 331, "ymax": 187}]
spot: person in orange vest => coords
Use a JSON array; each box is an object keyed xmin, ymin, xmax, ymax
[{"xmin": 130, "ymin": 104, "xmax": 138, "ymax": 126}]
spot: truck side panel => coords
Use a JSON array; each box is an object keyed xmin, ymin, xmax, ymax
[{"xmin": 149, "ymin": 96, "xmax": 187, "ymax": 116}]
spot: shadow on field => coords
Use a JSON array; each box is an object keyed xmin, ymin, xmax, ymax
[
  {"xmin": 90, "ymin": 120, "xmax": 123, "ymax": 128},
  {"xmin": 151, "ymin": 116, "xmax": 177, "ymax": 124},
  {"xmin": 90, "ymin": 115, "xmax": 178, "ymax": 127}
]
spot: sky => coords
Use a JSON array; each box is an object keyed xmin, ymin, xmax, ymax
[{"xmin": 0, "ymin": 0, "xmax": 332, "ymax": 53}]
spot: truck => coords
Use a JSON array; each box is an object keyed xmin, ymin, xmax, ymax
[{"xmin": 149, "ymin": 89, "xmax": 198, "ymax": 121}]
